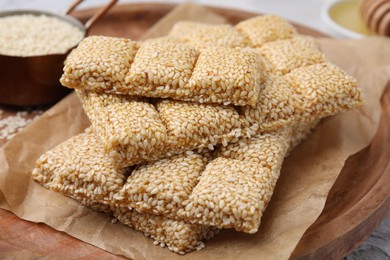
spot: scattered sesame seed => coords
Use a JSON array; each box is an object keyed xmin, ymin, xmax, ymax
[{"xmin": 0, "ymin": 110, "xmax": 43, "ymax": 141}]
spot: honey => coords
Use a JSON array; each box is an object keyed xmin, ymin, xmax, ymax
[{"xmin": 329, "ymin": 0, "xmax": 374, "ymax": 36}]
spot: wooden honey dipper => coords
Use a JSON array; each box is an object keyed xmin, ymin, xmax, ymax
[{"xmin": 360, "ymin": 0, "xmax": 390, "ymax": 36}]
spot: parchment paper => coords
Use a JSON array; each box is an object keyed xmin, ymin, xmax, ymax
[{"xmin": 1, "ymin": 3, "xmax": 390, "ymax": 260}]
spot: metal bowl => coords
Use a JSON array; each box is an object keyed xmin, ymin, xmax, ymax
[{"xmin": 0, "ymin": 0, "xmax": 117, "ymax": 106}]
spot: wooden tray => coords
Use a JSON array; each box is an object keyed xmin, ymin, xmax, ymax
[{"xmin": 0, "ymin": 3, "xmax": 389, "ymax": 259}]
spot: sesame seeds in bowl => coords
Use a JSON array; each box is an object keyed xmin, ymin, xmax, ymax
[
  {"xmin": 0, "ymin": 10, "xmax": 86, "ymax": 105},
  {"xmin": 0, "ymin": 13, "xmax": 84, "ymax": 57}
]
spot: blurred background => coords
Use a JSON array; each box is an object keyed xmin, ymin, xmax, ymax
[
  {"xmin": 0, "ymin": 0, "xmax": 377, "ymax": 38},
  {"xmin": 0, "ymin": 0, "xmax": 389, "ymax": 259}
]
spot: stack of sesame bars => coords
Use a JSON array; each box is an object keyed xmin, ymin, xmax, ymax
[{"xmin": 32, "ymin": 15, "xmax": 363, "ymax": 254}]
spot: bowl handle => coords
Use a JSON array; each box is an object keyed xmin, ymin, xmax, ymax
[{"xmin": 64, "ymin": 0, "xmax": 118, "ymax": 32}]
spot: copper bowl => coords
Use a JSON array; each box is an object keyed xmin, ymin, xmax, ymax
[{"xmin": 0, "ymin": 0, "xmax": 117, "ymax": 106}]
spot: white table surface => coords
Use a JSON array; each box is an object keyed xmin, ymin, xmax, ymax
[{"xmin": 1, "ymin": 0, "xmax": 389, "ymax": 259}]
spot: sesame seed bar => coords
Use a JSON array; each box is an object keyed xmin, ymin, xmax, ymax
[
  {"xmin": 168, "ymin": 22, "xmax": 248, "ymax": 49},
  {"xmin": 170, "ymin": 15, "xmax": 297, "ymax": 49},
  {"xmin": 76, "ymin": 89, "xmax": 245, "ymax": 168},
  {"xmin": 167, "ymin": 17, "xmax": 363, "ymax": 132},
  {"xmin": 32, "ymin": 14, "xmax": 365, "ymax": 255},
  {"xmin": 235, "ymin": 15, "xmax": 297, "ymax": 47},
  {"xmin": 156, "ymin": 99, "xmax": 243, "ymax": 150},
  {"xmin": 181, "ymin": 157, "xmax": 276, "ymax": 234},
  {"xmin": 112, "ymin": 125, "xmax": 305, "ymax": 234},
  {"xmin": 32, "ymin": 121, "xmax": 316, "ymax": 236},
  {"xmin": 238, "ymin": 76, "xmax": 296, "ymax": 132},
  {"xmin": 32, "ymin": 132, "xmax": 129, "ymax": 206},
  {"xmin": 256, "ymin": 37, "xmax": 325, "ymax": 75},
  {"xmin": 61, "ymin": 36, "xmax": 265, "ymax": 107},
  {"xmin": 285, "ymin": 63, "xmax": 363, "ymax": 121},
  {"xmin": 187, "ymin": 46, "xmax": 264, "ymax": 105},
  {"xmin": 114, "ymin": 207, "xmax": 217, "ymax": 254},
  {"xmin": 114, "ymin": 152, "xmax": 211, "ymax": 219},
  {"xmin": 169, "ymin": 21, "xmax": 323, "ymax": 75},
  {"xmin": 31, "ymin": 127, "xmax": 291, "ymax": 235},
  {"xmin": 215, "ymin": 128, "xmax": 290, "ymax": 177},
  {"xmin": 125, "ymin": 37, "xmax": 199, "ymax": 98},
  {"xmin": 239, "ymin": 62, "xmax": 362, "ymax": 132},
  {"xmin": 112, "ymin": 120, "xmax": 318, "ymax": 234},
  {"xmin": 77, "ymin": 59, "xmax": 361, "ymax": 169},
  {"xmin": 32, "ymin": 131, "xmax": 216, "ymax": 255},
  {"xmin": 70, "ymin": 16, "xmax": 362, "ymax": 171},
  {"xmin": 60, "ymin": 36, "xmax": 139, "ymax": 91},
  {"xmin": 75, "ymin": 90, "xmax": 168, "ymax": 167},
  {"xmin": 179, "ymin": 128, "xmax": 291, "ymax": 234}
]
